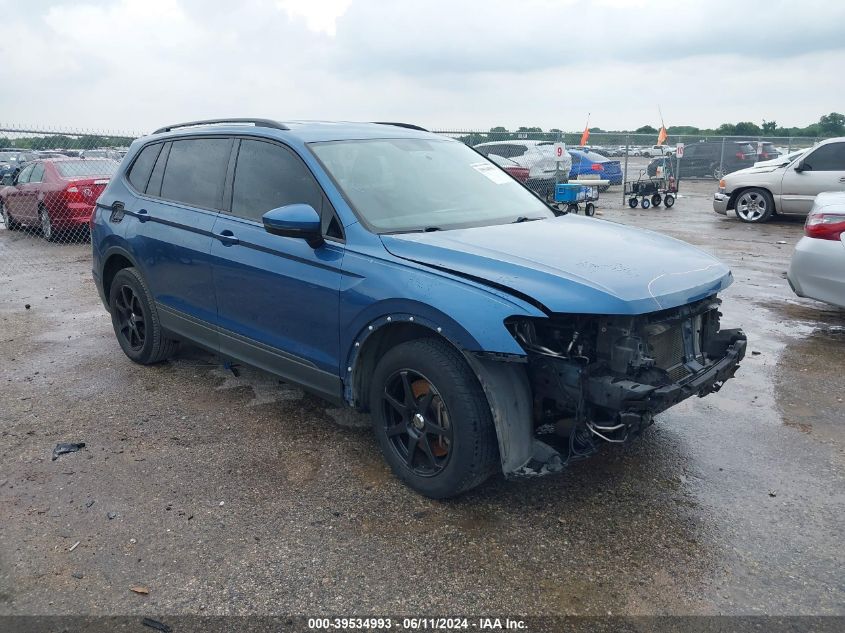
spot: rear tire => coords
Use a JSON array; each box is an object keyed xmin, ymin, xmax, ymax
[
  {"xmin": 369, "ymin": 338, "xmax": 499, "ymax": 498},
  {"xmin": 584, "ymin": 202, "xmax": 596, "ymax": 217},
  {"xmin": 641, "ymin": 198, "xmax": 651, "ymax": 209},
  {"xmin": 651, "ymin": 193, "xmax": 662, "ymax": 207},
  {"xmin": 664, "ymin": 194, "xmax": 675, "ymax": 208},
  {"xmin": 109, "ymin": 267, "xmax": 177, "ymax": 364},
  {"xmin": 39, "ymin": 206, "xmax": 57, "ymax": 242},
  {"xmin": 628, "ymin": 197, "xmax": 638, "ymax": 208}
]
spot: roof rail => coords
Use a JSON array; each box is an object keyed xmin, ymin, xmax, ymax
[
  {"xmin": 372, "ymin": 121, "xmax": 429, "ymax": 132},
  {"xmin": 153, "ymin": 118, "xmax": 289, "ymax": 134}
]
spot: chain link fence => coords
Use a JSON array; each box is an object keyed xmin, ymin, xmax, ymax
[{"xmin": 0, "ymin": 123, "xmax": 820, "ymax": 269}]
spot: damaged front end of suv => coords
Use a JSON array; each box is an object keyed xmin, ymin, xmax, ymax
[{"xmin": 503, "ymin": 296, "xmax": 746, "ymax": 476}]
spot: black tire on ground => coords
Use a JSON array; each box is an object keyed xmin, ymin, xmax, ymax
[
  {"xmin": 369, "ymin": 337, "xmax": 499, "ymax": 499},
  {"xmin": 641, "ymin": 197, "xmax": 651, "ymax": 209},
  {"xmin": 584, "ymin": 202, "xmax": 596, "ymax": 217},
  {"xmin": 734, "ymin": 188, "xmax": 775, "ymax": 223},
  {"xmin": 567, "ymin": 203, "xmax": 578, "ymax": 214},
  {"xmin": 108, "ymin": 267, "xmax": 178, "ymax": 365},
  {"xmin": 0, "ymin": 199, "xmax": 21, "ymax": 230},
  {"xmin": 628, "ymin": 197, "xmax": 638, "ymax": 208},
  {"xmin": 664, "ymin": 194, "xmax": 676, "ymax": 208},
  {"xmin": 651, "ymin": 193, "xmax": 662, "ymax": 207},
  {"xmin": 711, "ymin": 163, "xmax": 724, "ymax": 180}
]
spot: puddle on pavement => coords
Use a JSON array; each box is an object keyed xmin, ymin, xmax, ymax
[{"xmin": 775, "ymin": 327, "xmax": 845, "ymax": 443}]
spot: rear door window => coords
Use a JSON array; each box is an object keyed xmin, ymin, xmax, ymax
[
  {"xmin": 127, "ymin": 143, "xmax": 162, "ymax": 192},
  {"xmin": 803, "ymin": 142, "xmax": 845, "ymax": 171},
  {"xmin": 30, "ymin": 164, "xmax": 45, "ymax": 183},
  {"xmin": 160, "ymin": 138, "xmax": 232, "ymax": 209},
  {"xmin": 230, "ymin": 139, "xmax": 321, "ymax": 223}
]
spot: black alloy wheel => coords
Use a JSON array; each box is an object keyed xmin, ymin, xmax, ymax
[
  {"xmin": 382, "ymin": 369, "xmax": 453, "ymax": 478},
  {"xmin": 113, "ymin": 284, "xmax": 146, "ymax": 351}
]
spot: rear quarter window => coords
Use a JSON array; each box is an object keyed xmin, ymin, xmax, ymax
[{"xmin": 127, "ymin": 144, "xmax": 162, "ymax": 192}]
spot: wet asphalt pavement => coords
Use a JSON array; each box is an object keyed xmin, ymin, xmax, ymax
[{"xmin": 0, "ymin": 178, "xmax": 842, "ymax": 618}]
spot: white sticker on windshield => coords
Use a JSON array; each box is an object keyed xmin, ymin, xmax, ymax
[{"xmin": 471, "ymin": 162, "xmax": 512, "ymax": 184}]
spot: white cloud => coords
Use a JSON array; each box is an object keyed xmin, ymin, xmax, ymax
[
  {"xmin": 275, "ymin": 0, "xmax": 353, "ymax": 35},
  {"xmin": 0, "ymin": 0, "xmax": 842, "ymax": 133}
]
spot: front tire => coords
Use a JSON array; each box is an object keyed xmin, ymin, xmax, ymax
[
  {"xmin": 369, "ymin": 338, "xmax": 498, "ymax": 498},
  {"xmin": 0, "ymin": 200, "xmax": 21, "ymax": 230},
  {"xmin": 735, "ymin": 188, "xmax": 774, "ymax": 223},
  {"xmin": 109, "ymin": 267, "xmax": 177, "ymax": 364}
]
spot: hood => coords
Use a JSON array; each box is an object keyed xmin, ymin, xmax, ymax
[
  {"xmin": 727, "ymin": 163, "xmax": 786, "ymax": 177},
  {"xmin": 381, "ymin": 215, "xmax": 733, "ymax": 315}
]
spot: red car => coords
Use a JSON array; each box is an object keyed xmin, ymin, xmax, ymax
[{"xmin": 0, "ymin": 158, "xmax": 118, "ymax": 240}]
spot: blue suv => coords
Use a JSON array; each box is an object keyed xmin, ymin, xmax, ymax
[{"xmin": 91, "ymin": 119, "xmax": 746, "ymax": 498}]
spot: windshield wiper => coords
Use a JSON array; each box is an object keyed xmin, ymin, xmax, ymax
[{"xmin": 512, "ymin": 216, "xmax": 546, "ymax": 223}]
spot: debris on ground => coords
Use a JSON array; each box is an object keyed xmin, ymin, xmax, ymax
[
  {"xmin": 130, "ymin": 586, "xmax": 150, "ymax": 595},
  {"xmin": 85, "ymin": 499, "xmax": 95, "ymax": 508},
  {"xmin": 769, "ymin": 491, "xmax": 777, "ymax": 497},
  {"xmin": 107, "ymin": 512, "xmax": 117, "ymax": 520},
  {"xmin": 223, "ymin": 360, "xmax": 240, "ymax": 377},
  {"xmin": 52, "ymin": 442, "xmax": 86, "ymax": 461},
  {"xmin": 141, "ymin": 618, "xmax": 172, "ymax": 633},
  {"xmin": 71, "ymin": 572, "xmax": 84, "ymax": 579},
  {"xmin": 68, "ymin": 541, "xmax": 80, "ymax": 552},
  {"xmin": 24, "ymin": 304, "xmax": 31, "ymax": 310},
  {"xmin": 751, "ymin": 350, "xmax": 761, "ymax": 356}
]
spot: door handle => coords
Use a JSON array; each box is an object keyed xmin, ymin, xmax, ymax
[
  {"xmin": 839, "ymin": 177, "xmax": 845, "ymax": 183},
  {"xmin": 214, "ymin": 229, "xmax": 239, "ymax": 245}
]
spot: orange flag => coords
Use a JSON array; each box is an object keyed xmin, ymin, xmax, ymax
[
  {"xmin": 657, "ymin": 126, "xmax": 668, "ymax": 145},
  {"xmin": 579, "ymin": 126, "xmax": 590, "ymax": 146}
]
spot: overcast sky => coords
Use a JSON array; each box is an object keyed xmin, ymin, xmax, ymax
[{"xmin": 1, "ymin": 0, "xmax": 843, "ymax": 134}]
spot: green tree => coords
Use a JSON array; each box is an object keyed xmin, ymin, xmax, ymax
[
  {"xmin": 818, "ymin": 112, "xmax": 845, "ymax": 136},
  {"xmin": 635, "ymin": 125, "xmax": 658, "ymax": 134},
  {"xmin": 733, "ymin": 121, "xmax": 762, "ymax": 136},
  {"xmin": 761, "ymin": 119, "xmax": 777, "ymax": 134}
]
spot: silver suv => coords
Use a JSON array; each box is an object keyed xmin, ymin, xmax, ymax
[
  {"xmin": 473, "ymin": 140, "xmax": 571, "ymax": 199},
  {"xmin": 714, "ymin": 137, "xmax": 845, "ymax": 223}
]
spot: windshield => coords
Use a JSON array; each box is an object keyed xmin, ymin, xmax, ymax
[
  {"xmin": 55, "ymin": 159, "xmax": 118, "ymax": 178},
  {"xmin": 309, "ymin": 138, "xmax": 554, "ymax": 233},
  {"xmin": 0, "ymin": 152, "xmax": 22, "ymax": 162}
]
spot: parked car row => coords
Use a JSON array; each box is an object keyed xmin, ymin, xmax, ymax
[{"xmin": 473, "ymin": 141, "xmax": 623, "ymax": 197}]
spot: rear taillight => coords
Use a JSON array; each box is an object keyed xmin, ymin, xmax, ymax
[
  {"xmin": 591, "ymin": 163, "xmax": 603, "ymax": 171},
  {"xmin": 735, "ymin": 151, "xmax": 745, "ymax": 159},
  {"xmin": 64, "ymin": 185, "xmax": 84, "ymax": 204},
  {"xmin": 805, "ymin": 212, "xmax": 845, "ymax": 241}
]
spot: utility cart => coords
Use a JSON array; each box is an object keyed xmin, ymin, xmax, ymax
[
  {"xmin": 624, "ymin": 170, "xmax": 676, "ymax": 209},
  {"xmin": 553, "ymin": 182, "xmax": 599, "ymax": 216}
]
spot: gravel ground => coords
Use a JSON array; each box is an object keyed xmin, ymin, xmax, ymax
[{"xmin": 0, "ymin": 178, "xmax": 843, "ymax": 619}]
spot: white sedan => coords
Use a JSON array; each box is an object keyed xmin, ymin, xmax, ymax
[{"xmin": 787, "ymin": 191, "xmax": 845, "ymax": 309}]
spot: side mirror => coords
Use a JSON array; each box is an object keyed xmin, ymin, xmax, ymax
[
  {"xmin": 262, "ymin": 203, "xmax": 323, "ymax": 247},
  {"xmin": 794, "ymin": 160, "xmax": 806, "ymax": 172}
]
